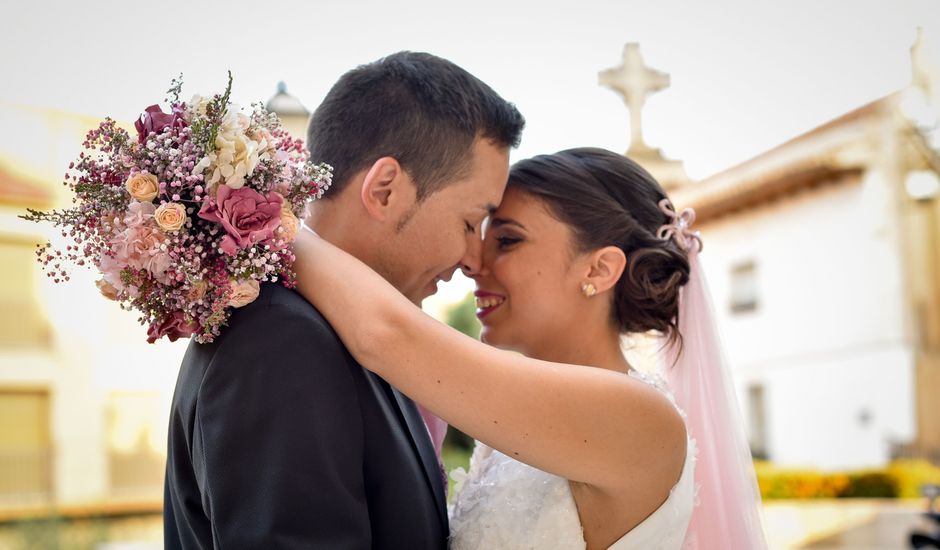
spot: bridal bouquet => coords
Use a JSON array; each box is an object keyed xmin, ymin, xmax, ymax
[{"xmin": 22, "ymin": 74, "xmax": 333, "ymax": 343}]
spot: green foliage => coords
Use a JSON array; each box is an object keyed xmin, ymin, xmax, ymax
[
  {"xmin": 442, "ymin": 443, "xmax": 473, "ymax": 503},
  {"xmin": 166, "ymin": 73, "xmax": 184, "ymax": 104},
  {"xmin": 445, "ymin": 291, "xmax": 481, "ymax": 340},
  {"xmin": 840, "ymin": 472, "xmax": 899, "ymax": 498},
  {"xmin": 441, "ymin": 292, "xmax": 481, "ymax": 455},
  {"xmin": 0, "ymin": 515, "xmax": 111, "ymax": 550}
]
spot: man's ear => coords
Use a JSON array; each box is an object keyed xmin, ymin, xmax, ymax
[
  {"xmin": 585, "ymin": 246, "xmax": 627, "ymax": 294},
  {"xmin": 360, "ymin": 157, "xmax": 415, "ymax": 222}
]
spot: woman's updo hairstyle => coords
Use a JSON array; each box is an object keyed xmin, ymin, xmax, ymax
[{"xmin": 506, "ymin": 147, "xmax": 691, "ymax": 347}]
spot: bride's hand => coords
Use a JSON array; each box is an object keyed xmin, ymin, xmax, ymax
[{"xmin": 291, "ymin": 223, "xmax": 318, "ymax": 268}]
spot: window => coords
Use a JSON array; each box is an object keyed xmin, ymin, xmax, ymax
[
  {"xmin": 0, "ymin": 236, "xmax": 52, "ymax": 348},
  {"xmin": 730, "ymin": 260, "xmax": 759, "ymax": 314},
  {"xmin": 747, "ymin": 384, "xmax": 768, "ymax": 460},
  {"xmin": 0, "ymin": 390, "xmax": 52, "ymax": 505}
]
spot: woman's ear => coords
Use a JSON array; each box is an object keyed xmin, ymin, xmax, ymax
[
  {"xmin": 360, "ymin": 157, "xmax": 416, "ymax": 222},
  {"xmin": 585, "ymin": 246, "xmax": 627, "ymax": 294}
]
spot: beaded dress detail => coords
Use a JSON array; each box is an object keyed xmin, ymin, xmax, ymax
[{"xmin": 448, "ymin": 370, "xmax": 696, "ymax": 550}]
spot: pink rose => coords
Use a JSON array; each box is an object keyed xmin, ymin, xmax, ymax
[
  {"xmin": 146, "ymin": 311, "xmax": 199, "ymax": 344},
  {"xmin": 198, "ymin": 185, "xmax": 283, "ymax": 256}
]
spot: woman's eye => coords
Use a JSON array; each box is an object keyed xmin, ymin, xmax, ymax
[{"xmin": 496, "ymin": 236, "xmax": 521, "ymax": 249}]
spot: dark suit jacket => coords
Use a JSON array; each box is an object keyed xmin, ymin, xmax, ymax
[{"xmin": 164, "ymin": 283, "xmax": 448, "ymax": 549}]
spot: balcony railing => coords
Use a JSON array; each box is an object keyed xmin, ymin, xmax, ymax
[{"xmin": 0, "ymin": 449, "xmax": 53, "ymax": 508}]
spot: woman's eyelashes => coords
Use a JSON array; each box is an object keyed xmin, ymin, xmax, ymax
[{"xmin": 495, "ymin": 235, "xmax": 522, "ymax": 249}]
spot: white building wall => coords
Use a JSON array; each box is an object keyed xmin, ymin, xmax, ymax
[
  {"xmin": 694, "ymin": 171, "xmax": 916, "ymax": 469},
  {"xmin": 0, "ymin": 103, "xmax": 187, "ymax": 508},
  {"xmin": 0, "ymin": 239, "xmax": 185, "ymax": 506}
]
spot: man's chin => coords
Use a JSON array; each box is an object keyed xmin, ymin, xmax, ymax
[
  {"xmin": 406, "ymin": 287, "xmax": 434, "ymax": 306},
  {"xmin": 420, "ymin": 280, "xmax": 439, "ymax": 300}
]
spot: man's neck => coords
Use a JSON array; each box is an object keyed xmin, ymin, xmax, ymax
[
  {"xmin": 305, "ymin": 201, "xmax": 359, "ymax": 255},
  {"xmin": 305, "ymin": 202, "xmax": 419, "ymax": 303}
]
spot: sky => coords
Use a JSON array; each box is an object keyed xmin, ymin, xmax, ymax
[{"xmin": 3, "ymin": 0, "xmax": 939, "ymax": 309}]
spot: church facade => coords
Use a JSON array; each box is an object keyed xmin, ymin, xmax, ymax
[{"xmin": 608, "ymin": 35, "xmax": 940, "ymax": 469}]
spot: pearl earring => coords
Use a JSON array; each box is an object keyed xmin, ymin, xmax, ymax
[{"xmin": 581, "ymin": 282, "xmax": 597, "ymax": 298}]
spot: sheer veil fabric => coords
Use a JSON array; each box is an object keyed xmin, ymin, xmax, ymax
[{"xmin": 660, "ymin": 208, "xmax": 768, "ymax": 548}]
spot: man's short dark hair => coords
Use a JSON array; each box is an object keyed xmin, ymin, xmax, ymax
[{"xmin": 307, "ymin": 51, "xmax": 525, "ymax": 200}]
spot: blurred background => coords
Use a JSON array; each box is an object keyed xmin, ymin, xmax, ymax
[{"xmin": 2, "ymin": 0, "xmax": 940, "ymax": 548}]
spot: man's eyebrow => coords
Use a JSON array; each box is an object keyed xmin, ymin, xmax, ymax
[{"xmin": 481, "ymin": 203, "xmax": 498, "ymax": 215}]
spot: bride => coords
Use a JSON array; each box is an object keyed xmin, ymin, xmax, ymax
[{"xmin": 292, "ymin": 147, "xmax": 767, "ymax": 549}]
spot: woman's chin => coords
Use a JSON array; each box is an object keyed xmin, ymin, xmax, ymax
[
  {"xmin": 479, "ymin": 326, "xmax": 502, "ymax": 347},
  {"xmin": 479, "ymin": 326, "xmax": 516, "ymax": 351}
]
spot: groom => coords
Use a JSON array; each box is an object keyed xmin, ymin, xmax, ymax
[{"xmin": 164, "ymin": 52, "xmax": 524, "ymax": 549}]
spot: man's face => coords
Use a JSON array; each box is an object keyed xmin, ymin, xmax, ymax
[{"xmin": 376, "ymin": 138, "xmax": 510, "ymax": 304}]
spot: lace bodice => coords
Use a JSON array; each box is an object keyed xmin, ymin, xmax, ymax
[{"xmin": 448, "ymin": 370, "xmax": 697, "ymax": 550}]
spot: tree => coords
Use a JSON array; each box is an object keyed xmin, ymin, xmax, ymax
[
  {"xmin": 443, "ymin": 292, "xmax": 479, "ymax": 451},
  {"xmin": 445, "ymin": 291, "xmax": 480, "ymax": 340}
]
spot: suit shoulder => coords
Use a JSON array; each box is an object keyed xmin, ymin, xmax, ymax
[
  {"xmin": 194, "ymin": 284, "xmax": 360, "ymax": 393},
  {"xmin": 225, "ymin": 283, "xmax": 340, "ymax": 345}
]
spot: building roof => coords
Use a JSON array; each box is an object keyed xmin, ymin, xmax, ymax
[{"xmin": 671, "ymin": 94, "xmax": 899, "ymax": 222}]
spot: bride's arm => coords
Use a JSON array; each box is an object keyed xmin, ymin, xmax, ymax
[{"xmin": 291, "ymin": 228, "xmax": 685, "ymax": 491}]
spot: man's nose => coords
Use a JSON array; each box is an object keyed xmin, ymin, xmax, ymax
[{"xmin": 459, "ymin": 233, "xmax": 484, "ymax": 277}]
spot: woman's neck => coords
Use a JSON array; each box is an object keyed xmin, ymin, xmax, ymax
[{"xmin": 526, "ymin": 328, "xmax": 632, "ymax": 375}]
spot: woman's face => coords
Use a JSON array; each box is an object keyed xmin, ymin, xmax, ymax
[{"xmin": 472, "ymin": 187, "xmax": 593, "ymax": 355}]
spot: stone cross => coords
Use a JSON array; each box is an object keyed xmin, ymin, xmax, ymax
[{"xmin": 599, "ymin": 43, "xmax": 671, "ymax": 153}]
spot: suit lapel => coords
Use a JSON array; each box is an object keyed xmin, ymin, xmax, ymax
[
  {"xmin": 390, "ymin": 387, "xmax": 448, "ymax": 522},
  {"xmin": 364, "ymin": 371, "xmax": 448, "ymax": 530}
]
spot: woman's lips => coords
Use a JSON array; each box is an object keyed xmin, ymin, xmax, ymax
[{"xmin": 474, "ymin": 290, "xmax": 506, "ymax": 319}]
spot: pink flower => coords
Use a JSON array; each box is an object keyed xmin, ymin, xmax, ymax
[
  {"xmin": 147, "ymin": 250, "xmax": 174, "ymax": 285},
  {"xmin": 198, "ymin": 185, "xmax": 283, "ymax": 256},
  {"xmin": 124, "ymin": 201, "xmax": 156, "ymax": 228},
  {"xmin": 97, "ymin": 253, "xmax": 134, "ymax": 296},
  {"xmin": 227, "ymin": 278, "xmax": 260, "ymax": 308},
  {"xmin": 147, "ymin": 311, "xmax": 199, "ymax": 344},
  {"xmin": 96, "ymin": 278, "xmax": 120, "ymax": 301},
  {"xmin": 135, "ymin": 104, "xmax": 186, "ymax": 144},
  {"xmin": 112, "ymin": 223, "xmax": 172, "ymax": 285}
]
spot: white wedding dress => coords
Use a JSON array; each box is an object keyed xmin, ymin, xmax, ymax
[{"xmin": 448, "ymin": 370, "xmax": 697, "ymax": 550}]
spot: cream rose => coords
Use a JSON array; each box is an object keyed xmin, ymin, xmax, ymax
[
  {"xmin": 186, "ymin": 279, "xmax": 208, "ymax": 302},
  {"xmin": 96, "ymin": 279, "xmax": 120, "ymax": 301},
  {"xmin": 125, "ymin": 172, "xmax": 160, "ymax": 202},
  {"xmin": 155, "ymin": 202, "xmax": 187, "ymax": 232},
  {"xmin": 227, "ymin": 279, "xmax": 260, "ymax": 308},
  {"xmin": 277, "ymin": 202, "xmax": 300, "ymax": 242}
]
